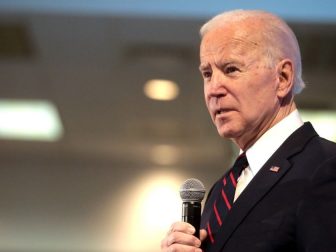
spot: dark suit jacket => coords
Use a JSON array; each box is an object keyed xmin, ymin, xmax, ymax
[{"xmin": 201, "ymin": 122, "xmax": 336, "ymax": 252}]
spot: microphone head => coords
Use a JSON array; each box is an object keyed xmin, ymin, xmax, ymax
[{"xmin": 179, "ymin": 178, "xmax": 205, "ymax": 203}]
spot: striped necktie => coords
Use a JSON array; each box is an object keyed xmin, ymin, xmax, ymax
[{"xmin": 206, "ymin": 153, "xmax": 249, "ymax": 244}]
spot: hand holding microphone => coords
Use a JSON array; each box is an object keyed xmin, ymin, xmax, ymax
[
  {"xmin": 160, "ymin": 178, "xmax": 207, "ymax": 252},
  {"xmin": 179, "ymin": 178, "xmax": 205, "ymax": 238}
]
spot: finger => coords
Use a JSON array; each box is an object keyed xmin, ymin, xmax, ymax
[
  {"xmin": 168, "ymin": 221, "xmax": 196, "ymax": 235},
  {"xmin": 161, "ymin": 233, "xmax": 201, "ymax": 251},
  {"xmin": 200, "ymin": 229, "xmax": 208, "ymax": 242},
  {"xmin": 166, "ymin": 231, "xmax": 201, "ymax": 248},
  {"xmin": 167, "ymin": 243, "xmax": 203, "ymax": 252}
]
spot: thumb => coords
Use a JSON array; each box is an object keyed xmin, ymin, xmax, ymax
[{"xmin": 200, "ymin": 229, "xmax": 208, "ymax": 242}]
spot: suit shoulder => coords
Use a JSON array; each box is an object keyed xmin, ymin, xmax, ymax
[{"xmin": 307, "ymin": 135, "xmax": 336, "ymax": 157}]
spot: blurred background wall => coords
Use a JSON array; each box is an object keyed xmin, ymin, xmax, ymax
[{"xmin": 0, "ymin": 1, "xmax": 335, "ymax": 251}]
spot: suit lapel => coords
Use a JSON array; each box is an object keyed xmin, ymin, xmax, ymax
[{"xmin": 208, "ymin": 122, "xmax": 318, "ymax": 252}]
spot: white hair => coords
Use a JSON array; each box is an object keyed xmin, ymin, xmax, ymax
[{"xmin": 200, "ymin": 10, "xmax": 305, "ymax": 95}]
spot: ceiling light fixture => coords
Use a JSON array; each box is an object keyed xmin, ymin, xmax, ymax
[
  {"xmin": 144, "ymin": 79, "xmax": 179, "ymax": 101},
  {"xmin": 0, "ymin": 99, "xmax": 63, "ymax": 141}
]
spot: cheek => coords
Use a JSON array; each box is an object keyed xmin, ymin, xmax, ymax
[
  {"xmin": 238, "ymin": 87, "xmax": 275, "ymax": 123},
  {"xmin": 203, "ymin": 90, "xmax": 209, "ymax": 109},
  {"xmin": 241, "ymin": 91, "xmax": 278, "ymax": 128},
  {"xmin": 203, "ymin": 87, "xmax": 207, "ymax": 101},
  {"xmin": 204, "ymin": 87, "xmax": 212, "ymax": 110},
  {"xmin": 244, "ymin": 73, "xmax": 278, "ymax": 106}
]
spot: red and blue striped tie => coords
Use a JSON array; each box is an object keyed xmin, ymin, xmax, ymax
[{"xmin": 206, "ymin": 153, "xmax": 249, "ymax": 244}]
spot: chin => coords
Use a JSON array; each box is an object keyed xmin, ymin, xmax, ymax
[
  {"xmin": 217, "ymin": 127, "xmax": 237, "ymax": 139},
  {"xmin": 216, "ymin": 122, "xmax": 243, "ymax": 140}
]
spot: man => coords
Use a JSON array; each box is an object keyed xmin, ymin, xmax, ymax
[{"xmin": 161, "ymin": 9, "xmax": 336, "ymax": 252}]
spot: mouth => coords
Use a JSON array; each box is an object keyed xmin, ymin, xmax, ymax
[{"xmin": 214, "ymin": 108, "xmax": 231, "ymax": 117}]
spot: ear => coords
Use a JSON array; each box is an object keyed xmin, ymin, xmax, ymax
[{"xmin": 276, "ymin": 59, "xmax": 294, "ymax": 98}]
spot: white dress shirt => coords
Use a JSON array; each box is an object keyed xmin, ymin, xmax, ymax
[{"xmin": 234, "ymin": 110, "xmax": 304, "ymax": 201}]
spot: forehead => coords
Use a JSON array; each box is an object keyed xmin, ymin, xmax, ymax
[{"xmin": 200, "ymin": 25, "xmax": 260, "ymax": 60}]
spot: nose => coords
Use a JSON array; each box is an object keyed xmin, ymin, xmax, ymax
[{"xmin": 204, "ymin": 72, "xmax": 227, "ymax": 101}]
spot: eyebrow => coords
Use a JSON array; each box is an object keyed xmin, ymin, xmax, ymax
[
  {"xmin": 199, "ymin": 58, "xmax": 243, "ymax": 72},
  {"xmin": 199, "ymin": 63, "xmax": 210, "ymax": 72}
]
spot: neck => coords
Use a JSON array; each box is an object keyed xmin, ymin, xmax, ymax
[{"xmin": 236, "ymin": 96, "xmax": 297, "ymax": 151}]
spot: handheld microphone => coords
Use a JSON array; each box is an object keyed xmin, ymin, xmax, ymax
[{"xmin": 179, "ymin": 178, "xmax": 206, "ymax": 238}]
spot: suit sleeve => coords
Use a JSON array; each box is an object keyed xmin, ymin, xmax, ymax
[{"xmin": 297, "ymin": 155, "xmax": 336, "ymax": 251}]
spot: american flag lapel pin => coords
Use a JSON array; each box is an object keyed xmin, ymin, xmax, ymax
[{"xmin": 269, "ymin": 166, "xmax": 280, "ymax": 173}]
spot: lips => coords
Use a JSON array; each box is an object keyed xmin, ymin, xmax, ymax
[
  {"xmin": 215, "ymin": 108, "xmax": 231, "ymax": 115},
  {"xmin": 213, "ymin": 108, "xmax": 234, "ymax": 120},
  {"xmin": 215, "ymin": 108, "xmax": 226, "ymax": 115}
]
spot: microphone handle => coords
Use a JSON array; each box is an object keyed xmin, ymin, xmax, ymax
[{"xmin": 182, "ymin": 201, "xmax": 202, "ymax": 238}]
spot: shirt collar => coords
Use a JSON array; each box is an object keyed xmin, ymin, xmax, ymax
[{"xmin": 243, "ymin": 110, "xmax": 304, "ymax": 175}]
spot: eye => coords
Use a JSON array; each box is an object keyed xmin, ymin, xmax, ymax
[
  {"xmin": 202, "ymin": 70, "xmax": 212, "ymax": 80},
  {"xmin": 224, "ymin": 65, "xmax": 240, "ymax": 74}
]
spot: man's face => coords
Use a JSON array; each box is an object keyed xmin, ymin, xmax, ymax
[{"xmin": 200, "ymin": 24, "xmax": 281, "ymax": 148}]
